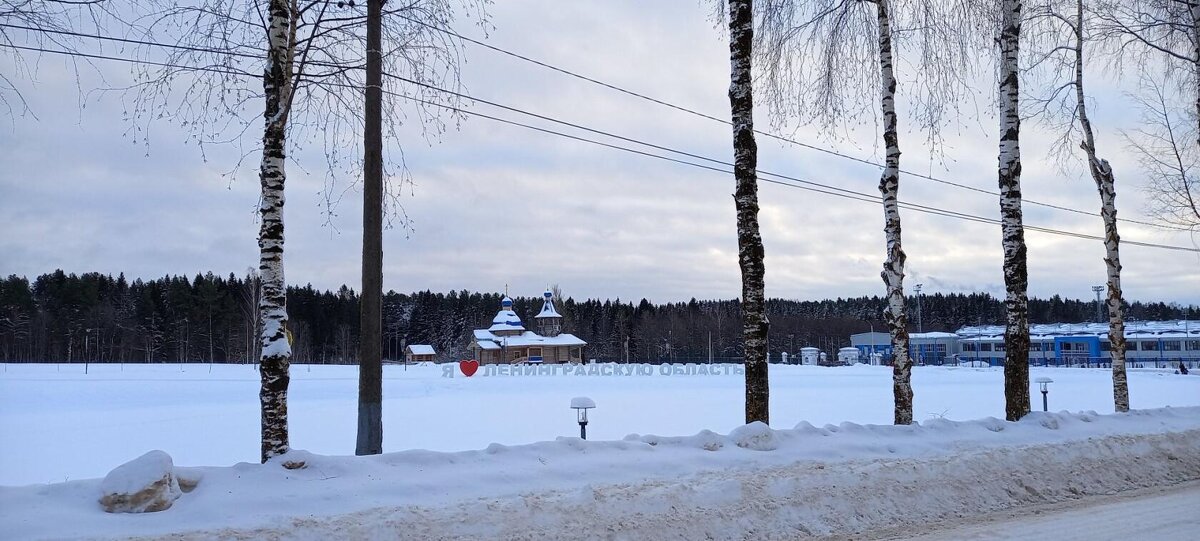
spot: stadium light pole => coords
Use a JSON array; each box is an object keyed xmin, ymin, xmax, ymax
[
  {"xmin": 914, "ymin": 284, "xmax": 924, "ymax": 334},
  {"xmin": 1092, "ymin": 285, "xmax": 1105, "ymax": 323}
]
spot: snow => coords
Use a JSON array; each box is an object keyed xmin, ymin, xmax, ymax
[
  {"xmin": 570, "ymin": 396, "xmax": 596, "ymax": 409},
  {"xmin": 910, "ymin": 332, "xmax": 958, "ymax": 339},
  {"xmin": 959, "ymin": 319, "xmax": 1200, "ymax": 339},
  {"xmin": 536, "ymin": 289, "xmax": 562, "ymax": 318},
  {"xmin": 98, "ymin": 450, "xmax": 176, "ymax": 496},
  {"xmin": 406, "ymin": 345, "xmax": 435, "ymax": 356},
  {"xmin": 0, "ymin": 363, "xmax": 1197, "ymax": 539},
  {"xmin": 473, "ymin": 329, "xmax": 586, "ymax": 347},
  {"xmin": 486, "ymin": 313, "xmax": 526, "ymax": 332},
  {"xmin": 1, "ymin": 363, "xmax": 1195, "ymax": 488}
]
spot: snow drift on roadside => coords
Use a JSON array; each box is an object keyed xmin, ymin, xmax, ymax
[{"xmin": 2, "ymin": 407, "xmax": 1199, "ymax": 540}]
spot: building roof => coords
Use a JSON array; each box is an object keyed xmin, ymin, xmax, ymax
[
  {"xmin": 406, "ymin": 344, "xmax": 435, "ymax": 355},
  {"xmin": 956, "ymin": 320, "xmax": 1200, "ymax": 340},
  {"xmin": 910, "ymin": 332, "xmax": 959, "ymax": 339},
  {"xmin": 473, "ymin": 329, "xmax": 587, "ymax": 348},
  {"xmin": 489, "ymin": 302, "xmax": 526, "ymax": 332},
  {"xmin": 535, "ymin": 289, "xmax": 562, "ymax": 319}
]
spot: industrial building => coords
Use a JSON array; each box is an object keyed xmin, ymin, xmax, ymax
[{"xmin": 850, "ymin": 320, "xmax": 1199, "ymax": 368}]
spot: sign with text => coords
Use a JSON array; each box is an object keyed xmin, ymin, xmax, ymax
[{"xmin": 443, "ymin": 362, "xmax": 746, "ymax": 378}]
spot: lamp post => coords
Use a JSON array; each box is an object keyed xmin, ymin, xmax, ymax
[
  {"xmin": 1092, "ymin": 285, "xmax": 1105, "ymax": 323},
  {"xmin": 914, "ymin": 283, "xmax": 924, "ymax": 334},
  {"xmin": 1035, "ymin": 377, "xmax": 1053, "ymax": 412},
  {"xmin": 571, "ymin": 397, "xmax": 596, "ymax": 439}
]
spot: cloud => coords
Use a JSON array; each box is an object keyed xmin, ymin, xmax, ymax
[{"xmin": 1, "ymin": 0, "xmax": 1197, "ymax": 306}]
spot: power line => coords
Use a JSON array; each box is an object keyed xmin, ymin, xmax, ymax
[
  {"xmin": 0, "ymin": 22, "xmax": 264, "ymax": 60},
  {"xmin": 0, "ymin": 43, "xmax": 255, "ymax": 77},
  {"xmin": 387, "ymin": 13, "xmax": 1187, "ymax": 232},
  {"xmin": 7, "ymin": 21, "xmax": 1186, "ymax": 231},
  {"xmin": 378, "ymin": 88, "xmax": 1199, "ymax": 253},
  {"xmin": 4, "ymin": 21, "xmax": 1180, "ymax": 231},
  {"xmin": 4, "ymin": 42, "xmax": 1198, "ymax": 255}
]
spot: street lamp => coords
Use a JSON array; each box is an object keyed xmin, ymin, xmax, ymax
[
  {"xmin": 570, "ymin": 396, "xmax": 596, "ymax": 439},
  {"xmin": 1035, "ymin": 377, "xmax": 1053, "ymax": 412}
]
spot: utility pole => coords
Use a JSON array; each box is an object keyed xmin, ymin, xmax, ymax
[
  {"xmin": 1091, "ymin": 285, "xmax": 1105, "ymax": 323},
  {"xmin": 356, "ymin": 0, "xmax": 384, "ymax": 456},
  {"xmin": 914, "ymin": 283, "xmax": 924, "ymax": 333}
]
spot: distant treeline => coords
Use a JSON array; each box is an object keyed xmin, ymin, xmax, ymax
[{"xmin": 0, "ymin": 270, "xmax": 1194, "ymax": 364}]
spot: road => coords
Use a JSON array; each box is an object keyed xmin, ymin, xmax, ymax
[{"xmin": 892, "ymin": 480, "xmax": 1200, "ymax": 541}]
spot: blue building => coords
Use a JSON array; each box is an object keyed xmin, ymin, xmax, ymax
[
  {"xmin": 851, "ymin": 320, "xmax": 1200, "ymax": 368},
  {"xmin": 850, "ymin": 331, "xmax": 960, "ymax": 365}
]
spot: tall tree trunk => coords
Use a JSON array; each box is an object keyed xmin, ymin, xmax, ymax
[
  {"xmin": 258, "ymin": 0, "xmax": 294, "ymax": 463},
  {"xmin": 875, "ymin": 0, "xmax": 913, "ymax": 425},
  {"xmin": 998, "ymin": 0, "xmax": 1031, "ymax": 422},
  {"xmin": 1192, "ymin": 1, "xmax": 1200, "ymax": 150},
  {"xmin": 357, "ymin": 0, "xmax": 384, "ymax": 456},
  {"xmin": 1073, "ymin": 0, "xmax": 1128, "ymax": 412},
  {"xmin": 727, "ymin": 0, "xmax": 770, "ymax": 425}
]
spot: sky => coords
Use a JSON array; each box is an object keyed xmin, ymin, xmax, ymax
[{"xmin": 1, "ymin": 0, "xmax": 1198, "ymax": 305}]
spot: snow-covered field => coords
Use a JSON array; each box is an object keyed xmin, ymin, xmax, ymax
[{"xmin": 1, "ymin": 362, "xmax": 1196, "ymax": 486}]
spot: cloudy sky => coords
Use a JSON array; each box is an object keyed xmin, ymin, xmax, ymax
[{"xmin": 2, "ymin": 1, "xmax": 1198, "ymax": 305}]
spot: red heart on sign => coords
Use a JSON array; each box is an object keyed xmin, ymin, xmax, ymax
[{"xmin": 459, "ymin": 360, "xmax": 479, "ymax": 377}]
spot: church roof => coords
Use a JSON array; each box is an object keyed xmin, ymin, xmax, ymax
[
  {"xmin": 473, "ymin": 329, "xmax": 586, "ymax": 348},
  {"xmin": 535, "ymin": 289, "xmax": 561, "ymax": 319},
  {"xmin": 489, "ymin": 296, "xmax": 525, "ymax": 331}
]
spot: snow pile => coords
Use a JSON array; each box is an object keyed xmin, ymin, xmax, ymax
[
  {"xmin": 2, "ymin": 407, "xmax": 1198, "ymax": 539},
  {"xmin": 97, "ymin": 451, "xmax": 181, "ymax": 513}
]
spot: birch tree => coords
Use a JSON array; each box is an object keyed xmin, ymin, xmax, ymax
[
  {"xmin": 1027, "ymin": 0, "xmax": 1129, "ymax": 412},
  {"xmin": 1129, "ymin": 80, "xmax": 1200, "ymax": 231},
  {"xmin": 0, "ymin": 0, "xmax": 118, "ymax": 116},
  {"xmin": 1094, "ymin": 0, "xmax": 1200, "ymax": 231},
  {"xmin": 258, "ymin": 0, "xmax": 293, "ymax": 463},
  {"xmin": 726, "ymin": 0, "xmax": 771, "ymax": 425},
  {"xmin": 116, "ymin": 0, "xmax": 484, "ymax": 462},
  {"xmin": 754, "ymin": 0, "xmax": 982, "ymax": 424},
  {"xmin": 996, "ymin": 0, "xmax": 1032, "ymax": 422}
]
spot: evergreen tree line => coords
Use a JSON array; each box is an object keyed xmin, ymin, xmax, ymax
[{"xmin": 0, "ymin": 270, "xmax": 1193, "ymax": 364}]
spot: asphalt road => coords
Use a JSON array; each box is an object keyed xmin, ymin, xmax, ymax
[{"xmin": 896, "ymin": 480, "xmax": 1200, "ymax": 541}]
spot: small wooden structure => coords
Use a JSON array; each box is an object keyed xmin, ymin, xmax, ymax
[{"xmin": 405, "ymin": 344, "xmax": 436, "ymax": 363}]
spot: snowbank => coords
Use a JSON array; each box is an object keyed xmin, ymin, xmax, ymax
[
  {"xmin": 2, "ymin": 407, "xmax": 1198, "ymax": 540},
  {"xmin": 4, "ymin": 363, "xmax": 1197, "ymax": 486}
]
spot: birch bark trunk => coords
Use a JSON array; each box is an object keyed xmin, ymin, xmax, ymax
[
  {"xmin": 998, "ymin": 0, "xmax": 1031, "ymax": 422},
  {"xmin": 727, "ymin": 0, "xmax": 770, "ymax": 425},
  {"xmin": 875, "ymin": 0, "xmax": 913, "ymax": 425},
  {"xmin": 258, "ymin": 0, "xmax": 294, "ymax": 463},
  {"xmin": 1073, "ymin": 0, "xmax": 1128, "ymax": 412},
  {"xmin": 1192, "ymin": 1, "xmax": 1200, "ymax": 150}
]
